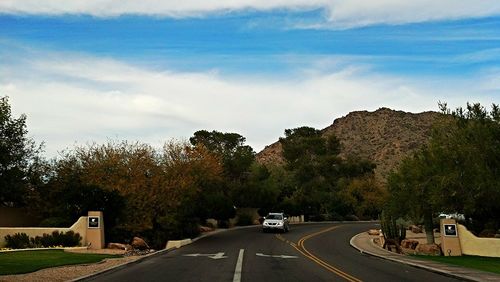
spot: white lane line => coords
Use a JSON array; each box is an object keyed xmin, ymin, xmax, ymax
[{"xmin": 233, "ymin": 249, "xmax": 245, "ymax": 282}]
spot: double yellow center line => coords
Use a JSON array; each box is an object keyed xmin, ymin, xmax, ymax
[{"xmin": 276, "ymin": 225, "xmax": 362, "ymax": 282}]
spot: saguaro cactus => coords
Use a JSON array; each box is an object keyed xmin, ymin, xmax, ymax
[{"xmin": 380, "ymin": 211, "xmax": 406, "ymax": 253}]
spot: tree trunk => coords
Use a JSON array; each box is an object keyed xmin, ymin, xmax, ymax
[{"xmin": 423, "ymin": 209, "xmax": 435, "ymax": 244}]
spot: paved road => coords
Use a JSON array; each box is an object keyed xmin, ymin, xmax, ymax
[{"xmin": 85, "ymin": 222, "xmax": 461, "ymax": 282}]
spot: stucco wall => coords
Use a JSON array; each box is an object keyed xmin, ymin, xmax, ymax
[
  {"xmin": 458, "ymin": 224, "xmax": 500, "ymax": 257},
  {"xmin": 0, "ymin": 217, "xmax": 88, "ymax": 248}
]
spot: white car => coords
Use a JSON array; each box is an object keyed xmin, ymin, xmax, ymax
[
  {"xmin": 262, "ymin": 213, "xmax": 290, "ymax": 233},
  {"xmin": 438, "ymin": 212, "xmax": 465, "ymax": 221}
]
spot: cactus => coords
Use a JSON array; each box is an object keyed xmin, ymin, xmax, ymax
[{"xmin": 380, "ymin": 211, "xmax": 406, "ymax": 253}]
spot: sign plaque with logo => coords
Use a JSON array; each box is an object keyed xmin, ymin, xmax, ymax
[
  {"xmin": 444, "ymin": 224, "xmax": 457, "ymax": 237},
  {"xmin": 88, "ymin": 216, "xmax": 100, "ymax": 229}
]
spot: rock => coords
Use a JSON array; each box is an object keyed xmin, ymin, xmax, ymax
[
  {"xmin": 107, "ymin": 242, "xmax": 129, "ymax": 250},
  {"xmin": 124, "ymin": 249, "xmax": 155, "ymax": 256},
  {"xmin": 131, "ymin": 237, "xmax": 150, "ymax": 250},
  {"xmin": 199, "ymin": 226, "xmax": 213, "ymax": 233},
  {"xmin": 416, "ymin": 244, "xmax": 441, "ymax": 256},
  {"xmin": 367, "ymin": 229, "xmax": 380, "ymax": 235},
  {"xmin": 409, "ymin": 225, "xmax": 422, "ymax": 233},
  {"xmin": 401, "ymin": 239, "xmax": 419, "ymax": 250}
]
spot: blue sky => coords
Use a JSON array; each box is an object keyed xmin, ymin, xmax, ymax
[{"xmin": 1, "ymin": 1, "xmax": 499, "ymax": 156}]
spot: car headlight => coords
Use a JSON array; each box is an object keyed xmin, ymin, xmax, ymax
[{"xmin": 276, "ymin": 222, "xmax": 283, "ymax": 226}]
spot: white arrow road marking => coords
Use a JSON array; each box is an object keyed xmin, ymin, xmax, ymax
[
  {"xmin": 256, "ymin": 253, "xmax": 298, "ymax": 259},
  {"xmin": 183, "ymin": 252, "xmax": 227, "ymax": 259},
  {"xmin": 233, "ymin": 249, "xmax": 244, "ymax": 282}
]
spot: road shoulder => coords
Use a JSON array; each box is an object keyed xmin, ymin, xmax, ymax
[{"xmin": 350, "ymin": 232, "xmax": 500, "ymax": 282}]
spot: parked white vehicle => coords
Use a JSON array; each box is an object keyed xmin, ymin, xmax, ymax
[{"xmin": 438, "ymin": 212, "xmax": 465, "ymax": 221}]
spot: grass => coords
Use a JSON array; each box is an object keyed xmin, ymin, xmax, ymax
[
  {"xmin": 0, "ymin": 249, "xmax": 120, "ymax": 275},
  {"xmin": 413, "ymin": 255, "xmax": 500, "ymax": 274}
]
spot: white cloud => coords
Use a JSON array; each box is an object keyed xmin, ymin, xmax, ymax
[
  {"xmin": 1, "ymin": 52, "xmax": 497, "ymax": 157},
  {"xmin": 2, "ymin": 0, "xmax": 500, "ymax": 28}
]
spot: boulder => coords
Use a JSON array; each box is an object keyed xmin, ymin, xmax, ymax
[
  {"xmin": 199, "ymin": 226, "xmax": 213, "ymax": 233},
  {"xmin": 367, "ymin": 229, "xmax": 380, "ymax": 236},
  {"xmin": 409, "ymin": 225, "xmax": 422, "ymax": 233},
  {"xmin": 401, "ymin": 239, "xmax": 419, "ymax": 250},
  {"xmin": 416, "ymin": 243, "xmax": 441, "ymax": 256},
  {"xmin": 131, "ymin": 237, "xmax": 150, "ymax": 250},
  {"xmin": 107, "ymin": 242, "xmax": 129, "ymax": 250}
]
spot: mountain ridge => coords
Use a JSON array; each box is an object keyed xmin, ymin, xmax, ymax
[{"xmin": 256, "ymin": 107, "xmax": 443, "ymax": 184}]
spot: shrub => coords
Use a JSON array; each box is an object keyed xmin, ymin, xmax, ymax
[
  {"xmin": 236, "ymin": 213, "xmax": 254, "ymax": 226},
  {"xmin": 344, "ymin": 214, "xmax": 360, "ymax": 221},
  {"xmin": 4, "ymin": 233, "xmax": 30, "ymax": 249},
  {"xmin": 5, "ymin": 231, "xmax": 82, "ymax": 249},
  {"xmin": 39, "ymin": 217, "xmax": 72, "ymax": 227}
]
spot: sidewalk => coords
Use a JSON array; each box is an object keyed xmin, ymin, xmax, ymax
[{"xmin": 350, "ymin": 232, "xmax": 500, "ymax": 282}]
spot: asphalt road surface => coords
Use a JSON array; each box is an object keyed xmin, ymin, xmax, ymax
[{"xmin": 85, "ymin": 222, "xmax": 461, "ymax": 282}]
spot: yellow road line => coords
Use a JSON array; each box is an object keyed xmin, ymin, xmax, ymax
[{"xmin": 277, "ymin": 226, "xmax": 363, "ymax": 282}]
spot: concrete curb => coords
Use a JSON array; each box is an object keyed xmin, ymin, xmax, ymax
[
  {"xmin": 349, "ymin": 233, "xmax": 487, "ymax": 282},
  {"xmin": 0, "ymin": 246, "xmax": 88, "ymax": 253},
  {"xmin": 72, "ymin": 225, "xmax": 260, "ymax": 281}
]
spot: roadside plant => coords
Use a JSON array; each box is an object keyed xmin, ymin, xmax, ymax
[
  {"xmin": 380, "ymin": 211, "xmax": 406, "ymax": 253},
  {"xmin": 4, "ymin": 233, "xmax": 30, "ymax": 249}
]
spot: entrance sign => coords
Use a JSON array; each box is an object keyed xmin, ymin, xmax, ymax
[
  {"xmin": 440, "ymin": 218, "xmax": 462, "ymax": 256},
  {"xmin": 87, "ymin": 211, "xmax": 105, "ymax": 249}
]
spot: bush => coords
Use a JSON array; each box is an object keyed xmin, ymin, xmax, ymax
[
  {"xmin": 5, "ymin": 231, "xmax": 81, "ymax": 249},
  {"xmin": 39, "ymin": 217, "xmax": 72, "ymax": 227},
  {"xmin": 5, "ymin": 233, "xmax": 30, "ymax": 249},
  {"xmin": 344, "ymin": 214, "xmax": 360, "ymax": 221},
  {"xmin": 236, "ymin": 213, "xmax": 254, "ymax": 226},
  {"xmin": 218, "ymin": 220, "xmax": 229, "ymax": 228},
  {"xmin": 107, "ymin": 227, "xmax": 132, "ymax": 244}
]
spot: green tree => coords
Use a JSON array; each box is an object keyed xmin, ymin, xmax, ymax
[
  {"xmin": 387, "ymin": 102, "xmax": 500, "ymax": 237},
  {"xmin": 279, "ymin": 126, "xmax": 375, "ymax": 219},
  {"xmin": 0, "ymin": 96, "xmax": 43, "ymax": 207},
  {"xmin": 189, "ymin": 130, "xmax": 255, "ymax": 180},
  {"xmin": 189, "ymin": 130, "xmax": 256, "ymax": 222},
  {"xmin": 387, "ymin": 150, "xmax": 439, "ymax": 244},
  {"xmin": 432, "ymin": 102, "xmax": 500, "ymax": 233}
]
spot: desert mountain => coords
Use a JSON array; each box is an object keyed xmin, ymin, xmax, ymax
[{"xmin": 256, "ymin": 108, "xmax": 443, "ymax": 184}]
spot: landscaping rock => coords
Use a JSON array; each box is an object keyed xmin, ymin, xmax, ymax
[
  {"xmin": 409, "ymin": 225, "xmax": 422, "ymax": 233},
  {"xmin": 401, "ymin": 239, "xmax": 419, "ymax": 250},
  {"xmin": 131, "ymin": 237, "xmax": 150, "ymax": 250},
  {"xmin": 107, "ymin": 242, "xmax": 130, "ymax": 250},
  {"xmin": 124, "ymin": 249, "xmax": 155, "ymax": 256},
  {"xmin": 367, "ymin": 229, "xmax": 380, "ymax": 235},
  {"xmin": 416, "ymin": 243, "xmax": 441, "ymax": 256},
  {"xmin": 199, "ymin": 226, "xmax": 213, "ymax": 233}
]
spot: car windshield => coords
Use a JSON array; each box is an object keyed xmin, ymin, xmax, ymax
[{"xmin": 266, "ymin": 214, "xmax": 282, "ymax": 220}]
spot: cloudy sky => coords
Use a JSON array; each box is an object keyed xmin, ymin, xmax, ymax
[{"xmin": 1, "ymin": 1, "xmax": 499, "ymax": 157}]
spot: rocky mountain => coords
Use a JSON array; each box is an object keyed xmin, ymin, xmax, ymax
[{"xmin": 256, "ymin": 108, "xmax": 444, "ymax": 184}]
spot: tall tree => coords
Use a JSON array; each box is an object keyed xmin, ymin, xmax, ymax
[
  {"xmin": 387, "ymin": 102, "xmax": 500, "ymax": 237},
  {"xmin": 189, "ymin": 130, "xmax": 255, "ymax": 180},
  {"xmin": 0, "ymin": 96, "xmax": 43, "ymax": 207},
  {"xmin": 279, "ymin": 126, "xmax": 376, "ymax": 218},
  {"xmin": 189, "ymin": 130, "xmax": 255, "ymax": 221}
]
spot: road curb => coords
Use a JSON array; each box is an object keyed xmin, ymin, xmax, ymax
[{"xmin": 349, "ymin": 233, "xmax": 487, "ymax": 282}]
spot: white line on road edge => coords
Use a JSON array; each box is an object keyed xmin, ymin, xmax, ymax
[{"xmin": 233, "ymin": 249, "xmax": 244, "ymax": 282}]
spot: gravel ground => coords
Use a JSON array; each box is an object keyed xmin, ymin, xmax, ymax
[{"xmin": 0, "ymin": 249, "xmax": 143, "ymax": 282}]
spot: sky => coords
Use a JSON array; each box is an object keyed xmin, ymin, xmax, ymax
[{"xmin": 1, "ymin": 1, "xmax": 499, "ymax": 157}]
